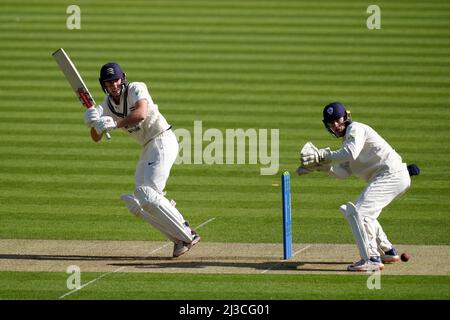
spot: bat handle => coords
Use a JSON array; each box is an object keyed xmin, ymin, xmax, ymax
[{"xmin": 105, "ymin": 132, "xmax": 111, "ymax": 140}]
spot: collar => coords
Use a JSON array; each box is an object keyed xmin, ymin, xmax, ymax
[{"xmin": 107, "ymin": 85, "xmax": 129, "ymax": 118}]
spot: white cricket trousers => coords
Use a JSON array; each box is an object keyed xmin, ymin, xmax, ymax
[
  {"xmin": 133, "ymin": 129, "xmax": 194, "ymax": 244},
  {"xmin": 355, "ymin": 165, "xmax": 411, "ymax": 257},
  {"xmin": 135, "ymin": 129, "xmax": 178, "ymax": 192}
]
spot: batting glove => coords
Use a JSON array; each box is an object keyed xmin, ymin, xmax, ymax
[
  {"xmin": 84, "ymin": 106, "xmax": 103, "ymax": 128},
  {"xmin": 94, "ymin": 116, "xmax": 117, "ymax": 135}
]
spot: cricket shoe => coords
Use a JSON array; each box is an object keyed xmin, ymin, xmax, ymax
[
  {"xmin": 347, "ymin": 256, "xmax": 384, "ymax": 272},
  {"xmin": 173, "ymin": 241, "xmax": 189, "ymax": 257},
  {"xmin": 172, "ymin": 230, "xmax": 201, "ymax": 258},
  {"xmin": 381, "ymin": 247, "xmax": 400, "ymax": 264}
]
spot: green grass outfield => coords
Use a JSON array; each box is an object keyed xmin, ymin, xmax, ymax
[
  {"xmin": 0, "ymin": 0, "xmax": 449, "ymax": 300},
  {"xmin": 2, "ymin": 272, "xmax": 449, "ymax": 300}
]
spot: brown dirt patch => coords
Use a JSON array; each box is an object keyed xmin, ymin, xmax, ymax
[{"xmin": 0, "ymin": 239, "xmax": 448, "ymax": 275}]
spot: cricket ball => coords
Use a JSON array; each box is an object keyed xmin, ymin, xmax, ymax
[{"xmin": 401, "ymin": 253, "xmax": 411, "ymax": 262}]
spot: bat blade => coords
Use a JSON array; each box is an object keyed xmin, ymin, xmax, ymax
[
  {"xmin": 52, "ymin": 48, "xmax": 110, "ymax": 139},
  {"xmin": 52, "ymin": 48, "xmax": 96, "ymax": 107}
]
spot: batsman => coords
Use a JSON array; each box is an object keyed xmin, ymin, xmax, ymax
[
  {"xmin": 298, "ymin": 102, "xmax": 420, "ymax": 271},
  {"xmin": 83, "ymin": 63, "xmax": 200, "ymax": 257}
]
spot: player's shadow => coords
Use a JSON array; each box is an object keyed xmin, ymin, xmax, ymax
[
  {"xmin": 0, "ymin": 254, "xmax": 351, "ymax": 272},
  {"xmin": 0, "ymin": 254, "xmax": 173, "ymax": 261},
  {"xmin": 108, "ymin": 259, "xmax": 352, "ymax": 273}
]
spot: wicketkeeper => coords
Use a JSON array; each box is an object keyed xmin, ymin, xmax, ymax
[
  {"xmin": 83, "ymin": 62, "xmax": 200, "ymax": 257},
  {"xmin": 298, "ymin": 102, "xmax": 420, "ymax": 271}
]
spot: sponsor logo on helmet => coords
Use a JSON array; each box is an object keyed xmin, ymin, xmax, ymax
[
  {"xmin": 106, "ymin": 68, "xmax": 115, "ymax": 75},
  {"xmin": 327, "ymin": 107, "xmax": 334, "ymax": 115}
]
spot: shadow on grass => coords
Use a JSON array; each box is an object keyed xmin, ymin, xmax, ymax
[
  {"xmin": 0, "ymin": 253, "xmax": 172, "ymax": 261},
  {"xmin": 109, "ymin": 260, "xmax": 352, "ymax": 272},
  {"xmin": 0, "ymin": 254, "xmax": 352, "ymax": 273}
]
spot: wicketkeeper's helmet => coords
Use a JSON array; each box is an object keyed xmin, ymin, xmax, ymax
[
  {"xmin": 99, "ymin": 62, "xmax": 128, "ymax": 93},
  {"xmin": 322, "ymin": 102, "xmax": 352, "ymax": 137}
]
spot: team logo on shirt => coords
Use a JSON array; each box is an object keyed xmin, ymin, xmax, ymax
[{"xmin": 346, "ymin": 134, "xmax": 355, "ymax": 142}]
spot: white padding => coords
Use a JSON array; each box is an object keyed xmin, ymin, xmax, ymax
[
  {"xmin": 340, "ymin": 202, "xmax": 370, "ymax": 261},
  {"xmin": 121, "ymin": 194, "xmax": 177, "ymax": 242},
  {"xmin": 121, "ymin": 194, "xmax": 142, "ymax": 217},
  {"xmin": 135, "ymin": 186, "xmax": 193, "ymax": 243}
]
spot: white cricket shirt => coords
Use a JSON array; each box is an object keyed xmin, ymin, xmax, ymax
[
  {"xmin": 326, "ymin": 121, "xmax": 405, "ymax": 181},
  {"xmin": 100, "ymin": 82, "xmax": 170, "ymax": 145}
]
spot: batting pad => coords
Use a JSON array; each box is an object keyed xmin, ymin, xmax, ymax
[
  {"xmin": 135, "ymin": 186, "xmax": 193, "ymax": 243},
  {"xmin": 121, "ymin": 194, "xmax": 178, "ymax": 243},
  {"xmin": 139, "ymin": 210, "xmax": 179, "ymax": 243},
  {"xmin": 340, "ymin": 202, "xmax": 370, "ymax": 261}
]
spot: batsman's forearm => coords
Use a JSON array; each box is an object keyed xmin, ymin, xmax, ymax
[{"xmin": 117, "ymin": 113, "xmax": 145, "ymax": 129}]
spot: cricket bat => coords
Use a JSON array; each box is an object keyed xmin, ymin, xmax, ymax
[{"xmin": 52, "ymin": 48, "xmax": 111, "ymax": 140}]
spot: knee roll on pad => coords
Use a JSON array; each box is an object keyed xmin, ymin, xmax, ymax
[
  {"xmin": 120, "ymin": 194, "xmax": 142, "ymax": 217},
  {"xmin": 134, "ymin": 186, "xmax": 193, "ymax": 243}
]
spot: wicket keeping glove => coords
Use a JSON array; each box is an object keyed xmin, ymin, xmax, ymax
[
  {"xmin": 84, "ymin": 106, "xmax": 103, "ymax": 128},
  {"xmin": 301, "ymin": 145, "xmax": 332, "ymax": 168},
  {"xmin": 94, "ymin": 116, "xmax": 117, "ymax": 135}
]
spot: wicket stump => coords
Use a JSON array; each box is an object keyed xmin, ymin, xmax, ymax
[{"xmin": 281, "ymin": 171, "xmax": 293, "ymax": 260}]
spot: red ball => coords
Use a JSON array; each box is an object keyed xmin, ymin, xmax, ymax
[{"xmin": 401, "ymin": 253, "xmax": 411, "ymax": 262}]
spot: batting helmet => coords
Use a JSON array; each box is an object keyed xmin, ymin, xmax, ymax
[
  {"xmin": 99, "ymin": 62, "xmax": 128, "ymax": 93},
  {"xmin": 322, "ymin": 102, "xmax": 352, "ymax": 137}
]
